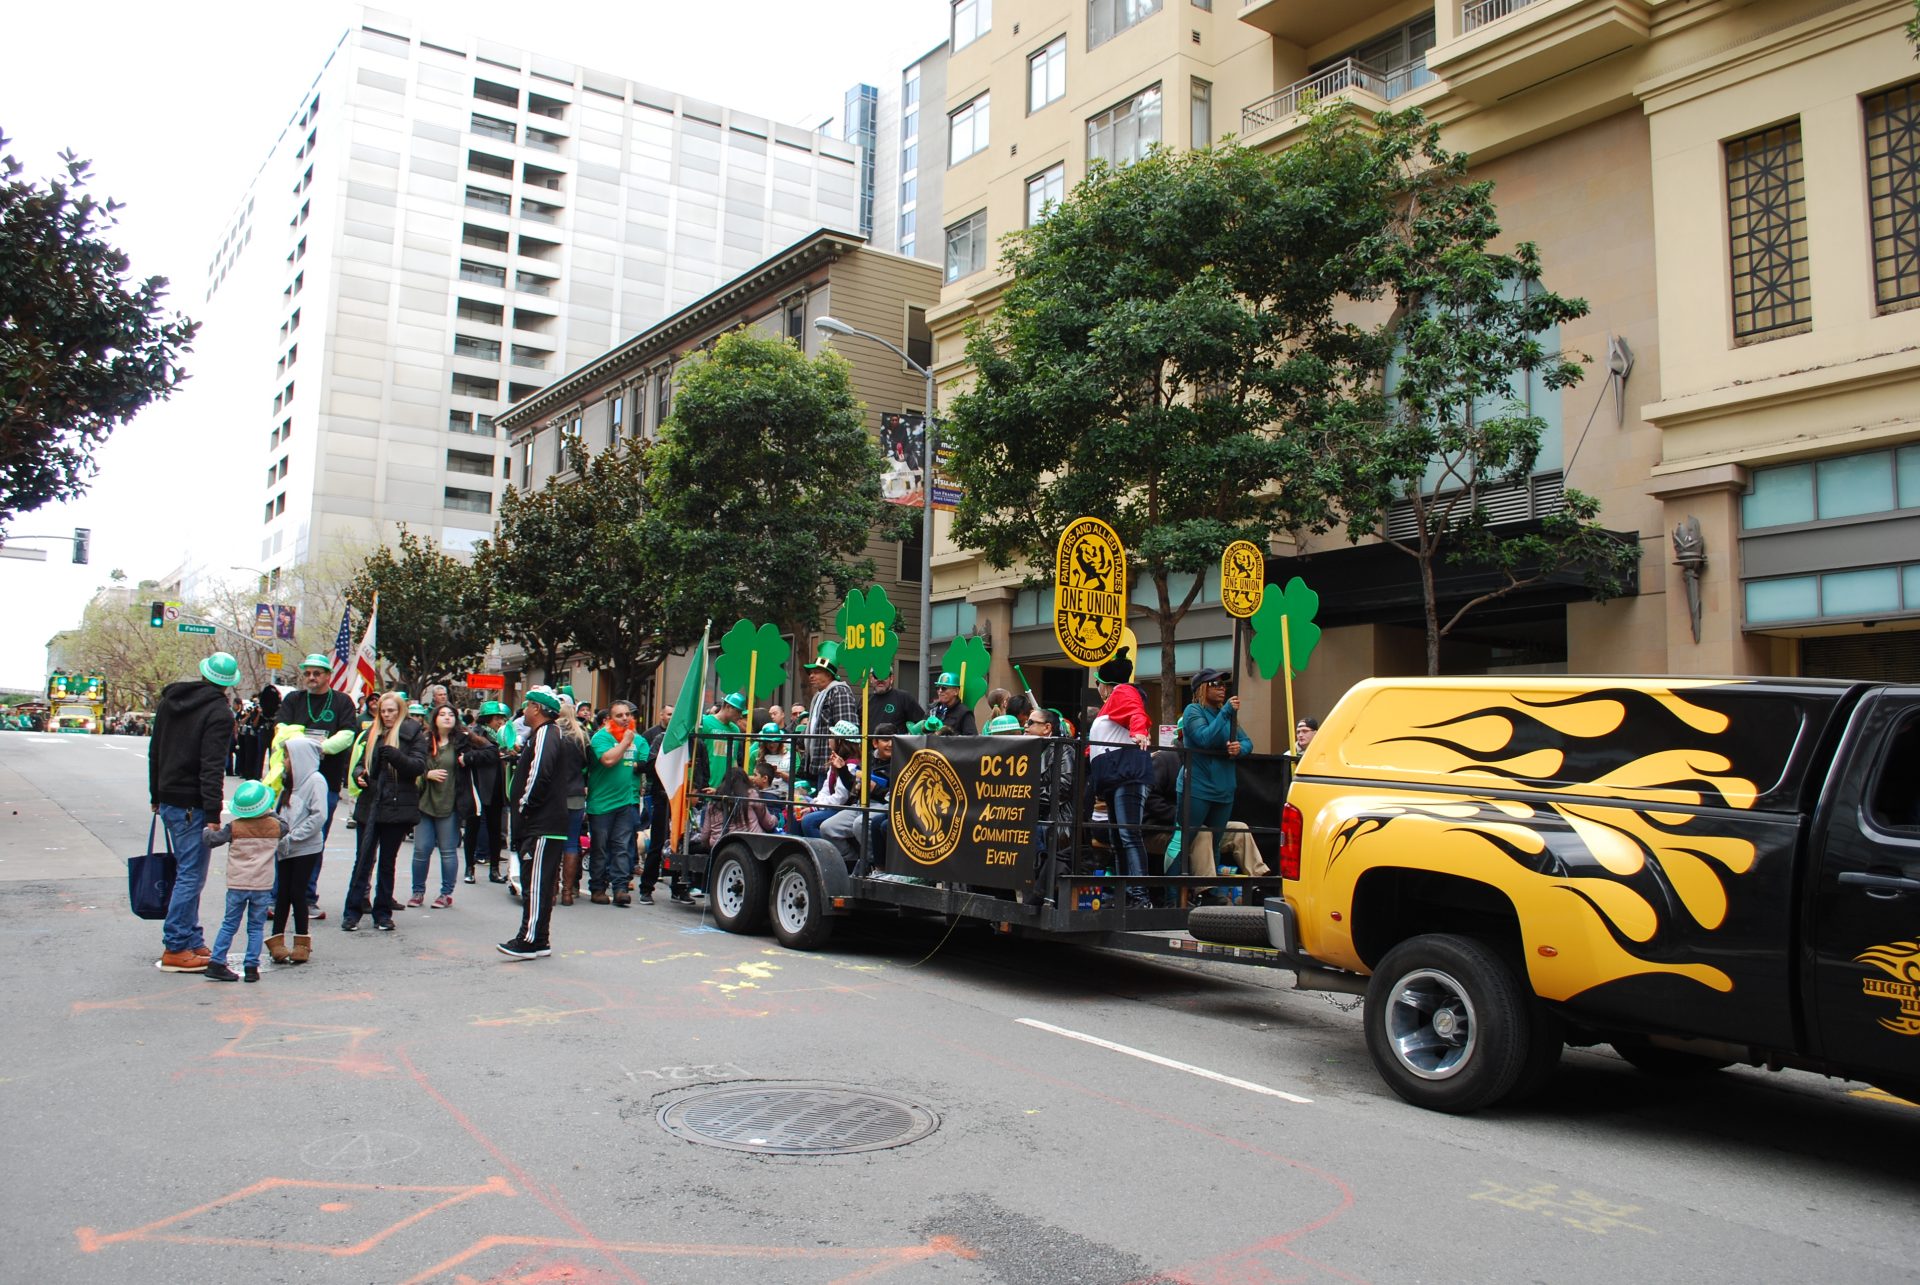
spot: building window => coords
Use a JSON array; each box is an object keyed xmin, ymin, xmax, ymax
[
  {"xmin": 1746, "ymin": 561, "xmax": 1920, "ymax": 626},
  {"xmin": 1191, "ymin": 0, "xmax": 1211, "ymax": 9},
  {"xmin": 899, "ymin": 528, "xmax": 925, "ymax": 583},
  {"xmin": 444, "ymin": 486, "xmax": 494, "ymax": 515},
  {"xmin": 520, "ymin": 437, "xmax": 533, "ymax": 481},
  {"xmin": 611, "ymin": 395, "xmax": 624, "ymax": 434},
  {"xmin": 460, "ymin": 260, "xmax": 507, "ymax": 288},
  {"xmin": 1089, "ymin": 0, "xmax": 1162, "ymax": 50},
  {"xmin": 1191, "ymin": 78, "xmax": 1212, "ymax": 149},
  {"xmin": 930, "ymin": 599, "xmax": 978, "ymax": 640},
  {"xmin": 906, "ymin": 307, "xmax": 933, "ymax": 370},
  {"xmin": 1742, "ymin": 444, "xmax": 1920, "ymax": 530},
  {"xmin": 1088, "ymin": 84, "xmax": 1162, "ymax": 169},
  {"xmin": 457, "ymin": 298, "xmax": 504, "ymax": 325},
  {"xmin": 952, "ymin": 0, "xmax": 991, "ymax": 51},
  {"xmin": 655, "ymin": 369, "xmax": 672, "ymax": 429},
  {"xmin": 945, "ymin": 210, "xmax": 988, "ymax": 283},
  {"xmin": 454, "ymin": 334, "xmax": 502, "ymax": 362},
  {"xmin": 785, "ymin": 300, "xmax": 806, "ymax": 344},
  {"xmin": 1726, "ymin": 119, "xmax": 1810, "ymax": 342},
  {"xmin": 1865, "ymin": 78, "xmax": 1920, "ymax": 313},
  {"xmin": 1030, "ymin": 37, "xmax": 1066, "ymax": 113},
  {"xmin": 900, "ymin": 209, "xmax": 917, "ymax": 244},
  {"xmin": 1026, "ymin": 164, "xmax": 1065, "ymax": 226},
  {"xmin": 950, "ymin": 93, "xmax": 990, "ymax": 165},
  {"xmin": 447, "ymin": 448, "xmax": 495, "ymax": 478},
  {"xmin": 451, "ymin": 373, "xmax": 500, "ymax": 399}
]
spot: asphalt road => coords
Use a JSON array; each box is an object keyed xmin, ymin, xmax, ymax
[{"xmin": 2, "ymin": 731, "xmax": 1915, "ymax": 1284}]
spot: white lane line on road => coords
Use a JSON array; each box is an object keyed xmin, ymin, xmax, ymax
[{"xmin": 1016, "ymin": 1018, "xmax": 1314, "ymax": 1104}]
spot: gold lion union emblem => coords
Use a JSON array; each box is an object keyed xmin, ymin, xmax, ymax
[
  {"xmin": 890, "ymin": 750, "xmax": 968, "ymax": 867},
  {"xmin": 1858, "ymin": 939, "xmax": 1920, "ymax": 1036}
]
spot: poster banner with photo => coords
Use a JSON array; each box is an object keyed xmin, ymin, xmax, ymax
[{"xmin": 878, "ymin": 412, "xmax": 961, "ymax": 512}]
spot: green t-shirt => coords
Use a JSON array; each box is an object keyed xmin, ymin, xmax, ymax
[
  {"xmin": 700, "ymin": 713, "xmax": 744, "ymax": 788},
  {"xmin": 586, "ymin": 727, "xmax": 642, "ymax": 814}
]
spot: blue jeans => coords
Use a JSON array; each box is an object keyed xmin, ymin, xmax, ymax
[
  {"xmin": 566, "ymin": 806, "xmax": 585, "ymax": 855},
  {"xmin": 212, "ymin": 888, "xmax": 272, "ymax": 968},
  {"xmin": 410, "ymin": 812, "xmax": 461, "ymax": 897},
  {"xmin": 1175, "ymin": 794, "xmax": 1234, "ymax": 877},
  {"xmin": 159, "ymin": 804, "xmax": 209, "ymax": 952},
  {"xmin": 587, "ymin": 806, "xmax": 636, "ymax": 893},
  {"xmin": 800, "ymin": 807, "xmax": 839, "ymax": 839},
  {"xmin": 1110, "ymin": 782, "xmax": 1149, "ymax": 895}
]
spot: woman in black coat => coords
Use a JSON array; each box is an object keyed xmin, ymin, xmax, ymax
[
  {"xmin": 455, "ymin": 722, "xmax": 504, "ymax": 884},
  {"xmin": 342, "ymin": 691, "xmax": 428, "ymax": 931}
]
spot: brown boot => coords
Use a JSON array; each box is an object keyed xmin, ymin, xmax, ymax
[
  {"xmin": 266, "ymin": 934, "xmax": 291, "ymax": 964},
  {"xmin": 291, "ymin": 934, "xmax": 312, "ymax": 964},
  {"xmin": 560, "ymin": 852, "xmax": 581, "ymax": 905}
]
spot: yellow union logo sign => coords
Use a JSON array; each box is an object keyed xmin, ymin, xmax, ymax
[
  {"xmin": 1054, "ymin": 516, "xmax": 1128, "ymax": 667},
  {"xmin": 1221, "ymin": 540, "xmax": 1265, "ymax": 620}
]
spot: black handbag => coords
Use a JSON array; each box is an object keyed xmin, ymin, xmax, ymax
[{"xmin": 127, "ymin": 816, "xmax": 178, "ymax": 920}]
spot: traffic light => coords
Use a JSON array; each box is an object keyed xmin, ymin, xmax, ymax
[
  {"xmin": 149, "ymin": 601, "xmax": 165, "ymax": 629},
  {"xmin": 72, "ymin": 527, "xmax": 89, "ymax": 565}
]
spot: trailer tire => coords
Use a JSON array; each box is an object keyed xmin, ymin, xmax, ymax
[
  {"xmin": 708, "ymin": 845, "xmax": 767, "ymax": 935},
  {"xmin": 1363, "ymin": 933, "xmax": 1534, "ymax": 1114},
  {"xmin": 1186, "ymin": 906, "xmax": 1270, "ymax": 947},
  {"xmin": 769, "ymin": 853, "xmax": 832, "ymax": 951}
]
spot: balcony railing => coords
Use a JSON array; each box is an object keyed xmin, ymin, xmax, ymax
[
  {"xmin": 1242, "ymin": 56, "xmax": 1429, "ymax": 133},
  {"xmin": 458, "ymin": 263, "xmax": 507, "ymax": 287},
  {"xmin": 520, "ymin": 201, "xmax": 560, "ymax": 225},
  {"xmin": 509, "ymin": 350, "xmax": 549, "ymax": 370},
  {"xmin": 471, "ymin": 115, "xmax": 517, "ymax": 144},
  {"xmin": 464, "ymin": 188, "xmax": 511, "ymax": 214},
  {"xmin": 1462, "ymin": 0, "xmax": 1541, "ymax": 31},
  {"xmin": 514, "ymin": 274, "xmax": 554, "ymax": 297},
  {"xmin": 453, "ymin": 338, "xmax": 502, "ymax": 362}
]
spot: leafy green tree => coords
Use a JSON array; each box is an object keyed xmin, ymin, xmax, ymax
[
  {"xmin": 57, "ymin": 592, "xmax": 204, "ymax": 712},
  {"xmin": 479, "ymin": 434, "xmax": 691, "ymax": 699},
  {"xmin": 645, "ymin": 330, "xmax": 888, "ymax": 647},
  {"xmin": 943, "ymin": 127, "xmax": 1389, "ymax": 725},
  {"xmin": 1308, "ymin": 111, "xmax": 1641, "ymax": 674},
  {"xmin": 343, "ymin": 528, "xmax": 494, "ymax": 692},
  {"xmin": 0, "ymin": 134, "xmax": 198, "ymax": 531}
]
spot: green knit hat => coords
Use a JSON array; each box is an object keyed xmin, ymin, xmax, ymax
[{"xmin": 232, "ymin": 780, "xmax": 276, "ymax": 818}]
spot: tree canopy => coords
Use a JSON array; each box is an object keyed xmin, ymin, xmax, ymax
[
  {"xmin": 343, "ymin": 528, "xmax": 494, "ymax": 693},
  {"xmin": 645, "ymin": 330, "xmax": 890, "ymax": 644},
  {"xmin": 0, "ymin": 134, "xmax": 197, "ymax": 532},
  {"xmin": 943, "ymin": 121, "xmax": 1391, "ymax": 722},
  {"xmin": 1305, "ymin": 111, "xmax": 1641, "ymax": 673}
]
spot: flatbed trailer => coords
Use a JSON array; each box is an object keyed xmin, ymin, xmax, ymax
[{"xmin": 670, "ymin": 732, "xmax": 1353, "ymax": 987}]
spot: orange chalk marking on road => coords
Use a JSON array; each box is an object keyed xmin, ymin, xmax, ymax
[
  {"xmin": 73, "ymin": 1175, "xmax": 514, "ymax": 1257},
  {"xmin": 396, "ymin": 1232, "xmax": 978, "ymax": 1285}
]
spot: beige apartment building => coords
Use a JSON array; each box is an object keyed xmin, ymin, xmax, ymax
[
  {"xmin": 924, "ymin": 0, "xmax": 1920, "ymax": 745},
  {"xmin": 497, "ymin": 229, "xmax": 943, "ymax": 710}
]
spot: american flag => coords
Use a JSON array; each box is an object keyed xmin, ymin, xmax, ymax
[{"xmin": 329, "ymin": 597, "xmax": 379, "ymax": 699}]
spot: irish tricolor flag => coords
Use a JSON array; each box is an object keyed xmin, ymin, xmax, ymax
[{"xmin": 654, "ymin": 621, "xmax": 710, "ymax": 849}]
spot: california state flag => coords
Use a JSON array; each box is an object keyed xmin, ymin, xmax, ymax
[
  {"xmin": 653, "ymin": 621, "xmax": 710, "ymax": 849},
  {"xmin": 333, "ymin": 594, "xmax": 379, "ymax": 701}
]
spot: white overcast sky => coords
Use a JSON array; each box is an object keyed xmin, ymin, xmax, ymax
[{"xmin": 2, "ymin": 0, "xmax": 951, "ymax": 689}]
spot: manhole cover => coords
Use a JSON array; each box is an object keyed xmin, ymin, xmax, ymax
[{"xmin": 658, "ymin": 1083, "xmax": 939, "ymax": 1155}]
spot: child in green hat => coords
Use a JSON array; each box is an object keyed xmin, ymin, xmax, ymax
[{"xmin": 201, "ymin": 780, "xmax": 290, "ymax": 982}]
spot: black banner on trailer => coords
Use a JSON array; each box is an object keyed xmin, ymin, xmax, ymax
[{"xmin": 887, "ymin": 735, "xmax": 1040, "ymax": 891}]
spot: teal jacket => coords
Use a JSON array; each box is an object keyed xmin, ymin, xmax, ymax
[{"xmin": 1179, "ymin": 701, "xmax": 1252, "ymax": 803}]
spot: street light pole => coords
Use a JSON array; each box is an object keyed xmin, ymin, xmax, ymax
[{"xmin": 815, "ymin": 315, "xmax": 937, "ymax": 709}]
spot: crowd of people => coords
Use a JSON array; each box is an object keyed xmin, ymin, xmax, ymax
[{"xmin": 145, "ymin": 645, "xmax": 1307, "ymax": 978}]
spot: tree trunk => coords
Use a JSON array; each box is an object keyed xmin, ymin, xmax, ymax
[{"xmin": 1420, "ymin": 553, "xmax": 1441, "ymax": 676}]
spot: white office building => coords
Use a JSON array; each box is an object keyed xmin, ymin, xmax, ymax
[{"xmin": 198, "ymin": 9, "xmax": 865, "ymax": 573}]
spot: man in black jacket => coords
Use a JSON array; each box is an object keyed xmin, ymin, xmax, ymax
[
  {"xmin": 500, "ymin": 687, "xmax": 577, "ymax": 959},
  {"xmin": 148, "ymin": 652, "xmax": 241, "ymax": 972},
  {"xmin": 277, "ymin": 653, "xmax": 360, "ymax": 920}
]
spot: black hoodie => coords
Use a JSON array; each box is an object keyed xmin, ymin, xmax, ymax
[{"xmin": 148, "ymin": 680, "xmax": 236, "ymax": 815}]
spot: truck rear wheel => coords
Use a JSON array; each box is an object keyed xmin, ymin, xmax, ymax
[
  {"xmin": 1364, "ymin": 934, "xmax": 1535, "ymax": 1114},
  {"xmin": 769, "ymin": 853, "xmax": 832, "ymax": 951},
  {"xmin": 708, "ymin": 846, "xmax": 767, "ymax": 935}
]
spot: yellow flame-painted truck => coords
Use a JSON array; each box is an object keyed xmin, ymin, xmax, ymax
[{"xmin": 1253, "ymin": 675, "xmax": 1920, "ymax": 1114}]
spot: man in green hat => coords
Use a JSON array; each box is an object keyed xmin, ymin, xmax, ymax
[
  {"xmin": 798, "ymin": 654, "xmax": 857, "ymax": 784},
  {"xmin": 919, "ymin": 672, "xmax": 977, "ymax": 738},
  {"xmin": 275, "ymin": 652, "xmax": 361, "ymax": 922},
  {"xmin": 148, "ymin": 651, "xmax": 241, "ymax": 972},
  {"xmin": 700, "ymin": 691, "xmax": 748, "ymax": 791},
  {"xmin": 500, "ymin": 686, "xmax": 580, "ymax": 959}
]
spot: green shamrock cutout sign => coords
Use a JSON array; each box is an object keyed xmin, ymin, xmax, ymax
[
  {"xmin": 1249, "ymin": 577, "xmax": 1321, "ymax": 680},
  {"xmin": 714, "ymin": 619, "xmax": 791, "ymax": 706},
  {"xmin": 938, "ymin": 635, "xmax": 990, "ymax": 710},
  {"xmin": 834, "ymin": 585, "xmax": 900, "ymax": 687}
]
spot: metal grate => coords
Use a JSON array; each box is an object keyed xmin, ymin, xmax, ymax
[
  {"xmin": 657, "ymin": 1084, "xmax": 939, "ymax": 1156},
  {"xmin": 1866, "ymin": 79, "xmax": 1920, "ymax": 312},
  {"xmin": 1386, "ymin": 470, "xmax": 1565, "ymax": 543},
  {"xmin": 1726, "ymin": 120, "xmax": 1810, "ymax": 341},
  {"xmin": 1463, "ymin": 0, "xmax": 1541, "ymax": 32}
]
